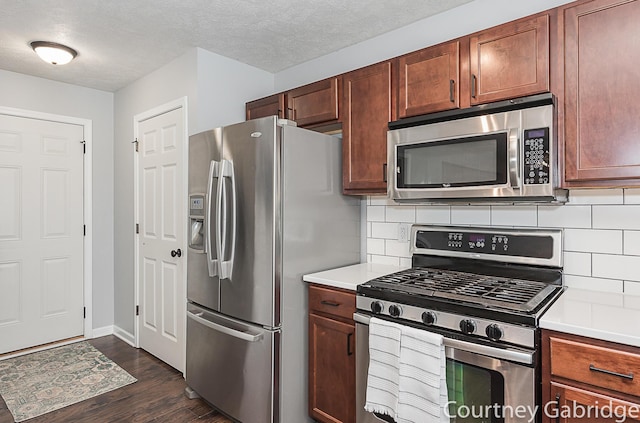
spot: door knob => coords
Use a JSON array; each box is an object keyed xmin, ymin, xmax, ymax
[{"xmin": 171, "ymin": 248, "xmax": 182, "ymax": 258}]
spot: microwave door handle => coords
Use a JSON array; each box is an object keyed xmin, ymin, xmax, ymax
[
  {"xmin": 509, "ymin": 128, "xmax": 520, "ymax": 188},
  {"xmin": 206, "ymin": 160, "xmax": 220, "ymax": 277}
]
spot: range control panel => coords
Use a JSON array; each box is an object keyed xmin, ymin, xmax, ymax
[
  {"xmin": 523, "ymin": 127, "xmax": 550, "ymax": 185},
  {"xmin": 415, "ymin": 228, "xmax": 556, "ymax": 260}
]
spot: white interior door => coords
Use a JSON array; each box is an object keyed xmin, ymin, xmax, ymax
[
  {"xmin": 137, "ymin": 106, "xmax": 186, "ymax": 372},
  {"xmin": 0, "ymin": 114, "xmax": 84, "ymax": 354}
]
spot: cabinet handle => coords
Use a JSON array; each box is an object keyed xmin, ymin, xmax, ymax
[
  {"xmin": 320, "ymin": 300, "xmax": 340, "ymax": 307},
  {"xmin": 471, "ymin": 75, "xmax": 477, "ymax": 98},
  {"xmin": 555, "ymin": 394, "xmax": 560, "ymax": 423},
  {"xmin": 383, "ymin": 163, "xmax": 387, "ymax": 183},
  {"xmin": 347, "ymin": 333, "xmax": 353, "ymax": 356},
  {"xmin": 449, "ymin": 79, "xmax": 455, "ymax": 103},
  {"xmin": 287, "ymin": 107, "xmax": 293, "ymax": 120},
  {"xmin": 589, "ymin": 364, "xmax": 634, "ymax": 380}
]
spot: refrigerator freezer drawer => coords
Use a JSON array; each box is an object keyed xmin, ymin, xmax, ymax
[{"xmin": 186, "ymin": 303, "xmax": 278, "ymax": 423}]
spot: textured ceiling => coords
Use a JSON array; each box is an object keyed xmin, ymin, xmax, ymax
[{"xmin": 0, "ymin": 0, "xmax": 472, "ymax": 92}]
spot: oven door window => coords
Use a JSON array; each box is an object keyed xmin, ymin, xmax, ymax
[
  {"xmin": 447, "ymin": 358, "xmax": 505, "ymax": 422},
  {"xmin": 397, "ymin": 133, "xmax": 508, "ymax": 188}
]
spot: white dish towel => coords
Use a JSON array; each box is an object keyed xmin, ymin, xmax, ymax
[
  {"xmin": 364, "ymin": 317, "xmax": 449, "ymax": 423},
  {"xmin": 364, "ymin": 317, "xmax": 402, "ymax": 419},
  {"xmin": 397, "ymin": 324, "xmax": 448, "ymax": 423}
]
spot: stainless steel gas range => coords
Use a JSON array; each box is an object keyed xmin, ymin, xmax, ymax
[{"xmin": 354, "ymin": 225, "xmax": 564, "ymax": 423}]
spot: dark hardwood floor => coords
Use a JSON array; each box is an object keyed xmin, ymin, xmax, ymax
[{"xmin": 0, "ymin": 336, "xmax": 233, "ymax": 423}]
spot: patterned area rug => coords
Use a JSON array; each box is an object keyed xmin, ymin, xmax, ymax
[{"xmin": 0, "ymin": 341, "xmax": 137, "ymax": 422}]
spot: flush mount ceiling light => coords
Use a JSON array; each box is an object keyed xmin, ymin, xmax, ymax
[{"xmin": 30, "ymin": 41, "xmax": 78, "ymax": 65}]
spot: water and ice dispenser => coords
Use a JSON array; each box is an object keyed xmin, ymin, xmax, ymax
[{"xmin": 189, "ymin": 194, "xmax": 205, "ymax": 251}]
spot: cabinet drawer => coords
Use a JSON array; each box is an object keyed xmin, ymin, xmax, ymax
[
  {"xmin": 550, "ymin": 336, "xmax": 640, "ymax": 397},
  {"xmin": 308, "ymin": 284, "xmax": 356, "ymax": 321}
]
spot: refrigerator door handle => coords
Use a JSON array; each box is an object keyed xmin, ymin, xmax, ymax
[
  {"xmin": 206, "ymin": 160, "xmax": 220, "ymax": 277},
  {"xmin": 187, "ymin": 309, "xmax": 263, "ymax": 342},
  {"xmin": 218, "ymin": 159, "xmax": 236, "ymax": 280}
]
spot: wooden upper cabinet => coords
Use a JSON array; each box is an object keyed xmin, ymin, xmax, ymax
[
  {"xmin": 342, "ymin": 60, "xmax": 397, "ymax": 195},
  {"xmin": 562, "ymin": 0, "xmax": 640, "ymax": 186},
  {"xmin": 398, "ymin": 41, "xmax": 460, "ymax": 118},
  {"xmin": 286, "ymin": 77, "xmax": 340, "ymax": 127},
  {"xmin": 245, "ymin": 93, "xmax": 286, "ymax": 120},
  {"xmin": 469, "ymin": 14, "xmax": 550, "ymax": 105}
]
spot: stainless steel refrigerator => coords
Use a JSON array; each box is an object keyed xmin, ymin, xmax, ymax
[{"xmin": 186, "ymin": 116, "xmax": 361, "ymax": 423}]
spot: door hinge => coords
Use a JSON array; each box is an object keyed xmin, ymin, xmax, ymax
[
  {"xmin": 135, "ymin": 223, "xmax": 139, "ymax": 234},
  {"xmin": 83, "ymin": 225, "xmax": 86, "ymax": 236},
  {"xmin": 80, "ymin": 140, "xmax": 86, "ymax": 154},
  {"xmin": 83, "ymin": 307, "xmax": 86, "ymax": 319},
  {"xmin": 136, "ymin": 305, "xmax": 140, "ymax": 316},
  {"xmin": 132, "ymin": 138, "xmax": 139, "ymax": 152}
]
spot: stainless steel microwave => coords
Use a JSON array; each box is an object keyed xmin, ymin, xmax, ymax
[{"xmin": 387, "ymin": 93, "xmax": 567, "ymax": 203}]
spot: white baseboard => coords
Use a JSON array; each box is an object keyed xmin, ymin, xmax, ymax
[
  {"xmin": 91, "ymin": 325, "xmax": 114, "ymax": 338},
  {"xmin": 113, "ymin": 326, "xmax": 136, "ymax": 347}
]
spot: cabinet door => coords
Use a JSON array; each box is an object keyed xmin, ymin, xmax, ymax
[
  {"xmin": 399, "ymin": 41, "xmax": 460, "ymax": 118},
  {"xmin": 287, "ymin": 77, "xmax": 340, "ymax": 127},
  {"xmin": 309, "ymin": 313, "xmax": 356, "ymax": 423},
  {"xmin": 549, "ymin": 382, "xmax": 640, "ymax": 422},
  {"xmin": 563, "ymin": 0, "xmax": 640, "ymax": 185},
  {"xmin": 245, "ymin": 93, "xmax": 286, "ymax": 120},
  {"xmin": 469, "ymin": 15, "xmax": 549, "ymax": 105},
  {"xmin": 342, "ymin": 60, "xmax": 397, "ymax": 195}
]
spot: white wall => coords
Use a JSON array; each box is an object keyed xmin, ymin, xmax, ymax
[
  {"xmin": 113, "ymin": 48, "xmax": 273, "ymax": 335},
  {"xmin": 365, "ymin": 190, "xmax": 640, "ymax": 294},
  {"xmin": 0, "ymin": 69, "xmax": 115, "ymax": 330},
  {"xmin": 274, "ymin": 0, "xmax": 575, "ymax": 91}
]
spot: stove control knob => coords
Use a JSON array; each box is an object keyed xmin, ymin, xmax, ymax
[
  {"xmin": 421, "ymin": 311, "xmax": 437, "ymax": 325},
  {"xmin": 459, "ymin": 319, "xmax": 476, "ymax": 335},
  {"xmin": 370, "ymin": 301, "xmax": 384, "ymax": 314},
  {"xmin": 389, "ymin": 305, "xmax": 402, "ymax": 318},
  {"xmin": 486, "ymin": 324, "xmax": 503, "ymax": 341}
]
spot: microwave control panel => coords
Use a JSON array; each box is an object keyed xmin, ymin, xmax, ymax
[{"xmin": 523, "ymin": 127, "xmax": 550, "ymax": 185}]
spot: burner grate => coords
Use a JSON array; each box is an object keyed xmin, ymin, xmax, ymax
[{"xmin": 367, "ymin": 266, "xmax": 557, "ymax": 312}]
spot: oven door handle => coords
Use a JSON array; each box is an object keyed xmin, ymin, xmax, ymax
[{"xmin": 354, "ymin": 313, "xmax": 533, "ymax": 365}]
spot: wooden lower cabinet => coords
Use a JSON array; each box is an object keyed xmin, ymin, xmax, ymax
[
  {"xmin": 542, "ymin": 330, "xmax": 640, "ymax": 423},
  {"xmin": 308, "ymin": 284, "xmax": 356, "ymax": 423}
]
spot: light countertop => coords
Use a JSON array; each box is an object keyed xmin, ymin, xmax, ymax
[
  {"xmin": 540, "ymin": 288, "xmax": 640, "ymax": 347},
  {"xmin": 303, "ymin": 262, "xmax": 409, "ymax": 291}
]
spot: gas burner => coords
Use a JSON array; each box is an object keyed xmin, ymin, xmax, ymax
[{"xmin": 366, "ymin": 266, "xmax": 559, "ymax": 312}]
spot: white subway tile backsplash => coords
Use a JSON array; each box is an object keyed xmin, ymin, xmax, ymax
[
  {"xmin": 400, "ymin": 257, "xmax": 412, "ymax": 268},
  {"xmin": 451, "ymin": 206, "xmax": 491, "ymax": 225},
  {"xmin": 568, "ymin": 189, "xmax": 624, "ymax": 205},
  {"xmin": 624, "ymin": 188, "xmax": 640, "ymax": 204},
  {"xmin": 370, "ymin": 197, "xmax": 396, "ymax": 206},
  {"xmin": 385, "ymin": 206, "xmax": 416, "ymax": 223},
  {"xmin": 537, "ymin": 205, "xmax": 591, "ymax": 228},
  {"xmin": 385, "ymin": 239, "xmax": 411, "ymax": 258},
  {"xmin": 416, "ymin": 206, "xmax": 451, "ymax": 225},
  {"xmin": 563, "ymin": 275, "xmax": 624, "ymax": 293},
  {"xmin": 367, "ymin": 238, "xmax": 385, "ymax": 255},
  {"xmin": 563, "ymin": 251, "xmax": 591, "ymax": 277},
  {"xmin": 490, "ymin": 205, "xmax": 538, "ymax": 227},
  {"xmin": 593, "ymin": 205, "xmax": 640, "ymax": 230},
  {"xmin": 371, "ymin": 222, "xmax": 398, "ymax": 239},
  {"xmin": 592, "ymin": 254, "xmax": 640, "ymax": 282},
  {"xmin": 625, "ymin": 231, "xmax": 640, "ymax": 256},
  {"xmin": 364, "ymin": 187, "xmax": 640, "ymax": 294},
  {"xmin": 369, "ymin": 254, "xmax": 401, "ymax": 266},
  {"xmin": 367, "ymin": 205, "xmax": 385, "ymax": 222},
  {"xmin": 564, "ymin": 229, "xmax": 623, "ymax": 254},
  {"xmin": 624, "ymin": 281, "xmax": 640, "ymax": 295}
]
